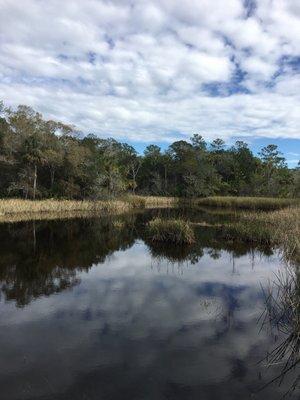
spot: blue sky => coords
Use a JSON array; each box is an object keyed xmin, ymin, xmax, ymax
[{"xmin": 0, "ymin": 0, "xmax": 299, "ymax": 166}]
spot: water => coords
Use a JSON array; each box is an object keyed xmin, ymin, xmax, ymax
[{"xmin": 0, "ymin": 209, "xmax": 298, "ymax": 399}]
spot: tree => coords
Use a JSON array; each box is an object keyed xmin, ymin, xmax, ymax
[
  {"xmin": 6, "ymin": 106, "xmax": 48, "ymax": 198},
  {"xmin": 0, "ymin": 100, "xmax": 298, "ymax": 200},
  {"xmin": 231, "ymin": 141, "xmax": 258, "ymax": 195},
  {"xmin": 121, "ymin": 144, "xmax": 141, "ymax": 194},
  {"xmin": 191, "ymin": 134, "xmax": 207, "ymax": 151},
  {"xmin": 258, "ymin": 144, "xmax": 292, "ymax": 196},
  {"xmin": 294, "ymin": 161, "xmax": 300, "ymax": 197},
  {"xmin": 139, "ymin": 145, "xmax": 165, "ymax": 195},
  {"xmin": 210, "ymin": 138, "xmax": 225, "ymax": 153}
]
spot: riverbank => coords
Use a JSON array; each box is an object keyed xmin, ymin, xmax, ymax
[
  {"xmin": 140, "ymin": 196, "xmax": 298, "ymax": 210},
  {"xmin": 193, "ymin": 196, "xmax": 298, "ymax": 210},
  {"xmin": 0, "ymin": 196, "xmax": 298, "ymax": 223},
  {"xmin": 0, "ymin": 198, "xmax": 145, "ymax": 223},
  {"xmin": 224, "ymin": 206, "xmax": 300, "ymax": 264}
]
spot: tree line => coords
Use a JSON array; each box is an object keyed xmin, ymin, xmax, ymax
[{"xmin": 0, "ymin": 101, "xmax": 299, "ymax": 199}]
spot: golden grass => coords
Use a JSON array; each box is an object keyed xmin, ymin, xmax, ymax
[
  {"xmin": 135, "ymin": 195, "xmax": 299, "ymax": 211},
  {"xmin": 224, "ymin": 206, "xmax": 300, "ymax": 264},
  {"xmin": 137, "ymin": 196, "xmax": 299, "ymax": 263},
  {"xmin": 0, "ymin": 196, "xmax": 298, "ymax": 264},
  {"xmin": 121, "ymin": 196, "xmax": 146, "ymax": 208},
  {"xmin": 0, "ymin": 199, "xmax": 134, "ymax": 223},
  {"xmin": 194, "ymin": 196, "xmax": 299, "ymax": 210},
  {"xmin": 138, "ymin": 196, "xmax": 181, "ymax": 208},
  {"xmin": 0, "ymin": 195, "xmax": 296, "ymax": 220},
  {"xmin": 147, "ymin": 217, "xmax": 195, "ymax": 244}
]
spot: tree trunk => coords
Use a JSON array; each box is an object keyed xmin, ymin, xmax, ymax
[
  {"xmin": 164, "ymin": 165, "xmax": 167, "ymax": 192},
  {"xmin": 33, "ymin": 164, "xmax": 37, "ymax": 200},
  {"xmin": 109, "ymin": 171, "xmax": 114, "ymax": 196},
  {"xmin": 132, "ymin": 165, "xmax": 136, "ymax": 194},
  {"xmin": 50, "ymin": 168, "xmax": 55, "ymax": 189}
]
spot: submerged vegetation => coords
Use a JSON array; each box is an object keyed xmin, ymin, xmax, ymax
[{"xmin": 147, "ymin": 218, "xmax": 195, "ymax": 244}]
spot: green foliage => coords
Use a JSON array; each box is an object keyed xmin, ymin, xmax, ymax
[{"xmin": 0, "ymin": 101, "xmax": 298, "ymax": 199}]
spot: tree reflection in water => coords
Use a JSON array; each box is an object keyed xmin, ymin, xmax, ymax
[
  {"xmin": 0, "ymin": 208, "xmax": 278, "ymax": 308},
  {"xmin": 0, "ymin": 214, "xmax": 137, "ymax": 306},
  {"xmin": 0, "ymin": 208, "xmax": 298, "ymax": 400},
  {"xmin": 0, "ymin": 209, "xmax": 278, "ymax": 307}
]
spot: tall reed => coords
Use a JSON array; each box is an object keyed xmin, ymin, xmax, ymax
[
  {"xmin": 194, "ymin": 196, "xmax": 298, "ymax": 211},
  {"xmin": 147, "ymin": 217, "xmax": 195, "ymax": 244},
  {"xmin": 0, "ymin": 198, "xmax": 136, "ymax": 223},
  {"xmin": 260, "ymin": 266, "xmax": 300, "ymax": 394}
]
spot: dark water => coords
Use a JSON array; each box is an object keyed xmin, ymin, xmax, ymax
[{"xmin": 0, "ymin": 209, "xmax": 298, "ymax": 400}]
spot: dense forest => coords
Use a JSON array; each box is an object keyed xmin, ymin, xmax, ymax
[{"xmin": 0, "ymin": 101, "xmax": 299, "ymax": 199}]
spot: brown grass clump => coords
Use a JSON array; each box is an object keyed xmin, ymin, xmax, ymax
[
  {"xmin": 138, "ymin": 196, "xmax": 181, "ymax": 208},
  {"xmin": 147, "ymin": 217, "xmax": 195, "ymax": 244},
  {"xmin": 122, "ymin": 196, "xmax": 146, "ymax": 209},
  {"xmin": 224, "ymin": 206, "xmax": 300, "ymax": 264}
]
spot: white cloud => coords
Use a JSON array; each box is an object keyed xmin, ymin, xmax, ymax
[
  {"xmin": 0, "ymin": 0, "xmax": 299, "ymax": 142},
  {"xmin": 241, "ymin": 56, "xmax": 277, "ymax": 80}
]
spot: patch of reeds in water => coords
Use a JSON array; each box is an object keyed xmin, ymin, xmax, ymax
[
  {"xmin": 260, "ymin": 266, "xmax": 300, "ymax": 395},
  {"xmin": 224, "ymin": 206, "xmax": 300, "ymax": 265},
  {"xmin": 147, "ymin": 217, "xmax": 195, "ymax": 244}
]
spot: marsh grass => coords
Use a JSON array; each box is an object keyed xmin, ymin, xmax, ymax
[
  {"xmin": 194, "ymin": 196, "xmax": 298, "ymax": 211},
  {"xmin": 147, "ymin": 217, "xmax": 195, "ymax": 244},
  {"xmin": 0, "ymin": 195, "xmax": 297, "ymax": 223},
  {"xmin": 259, "ymin": 266, "xmax": 300, "ymax": 395},
  {"xmin": 0, "ymin": 196, "xmax": 298, "ymax": 263},
  {"xmin": 222, "ymin": 206, "xmax": 300, "ymax": 264},
  {"xmin": 122, "ymin": 196, "xmax": 146, "ymax": 209},
  {"xmin": 136, "ymin": 195, "xmax": 299, "ymax": 211},
  {"xmin": 138, "ymin": 196, "xmax": 181, "ymax": 208},
  {"xmin": 0, "ymin": 199, "xmax": 135, "ymax": 223}
]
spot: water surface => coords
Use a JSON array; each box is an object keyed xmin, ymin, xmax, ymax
[{"xmin": 0, "ymin": 209, "xmax": 298, "ymax": 399}]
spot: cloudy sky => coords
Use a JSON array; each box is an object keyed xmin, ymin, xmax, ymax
[{"xmin": 0, "ymin": 0, "xmax": 299, "ymax": 164}]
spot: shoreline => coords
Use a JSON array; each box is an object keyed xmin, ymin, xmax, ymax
[
  {"xmin": 0, "ymin": 196, "xmax": 298, "ymax": 266},
  {"xmin": 0, "ymin": 196, "xmax": 298, "ymax": 224}
]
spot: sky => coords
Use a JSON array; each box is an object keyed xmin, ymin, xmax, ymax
[{"xmin": 0, "ymin": 0, "xmax": 299, "ymax": 166}]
